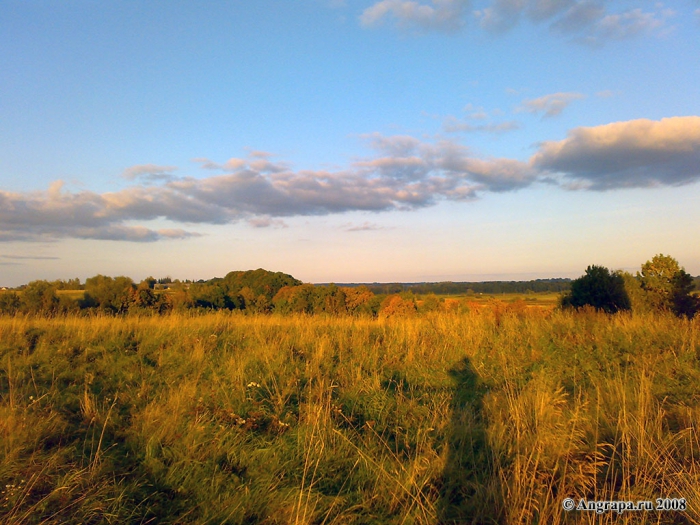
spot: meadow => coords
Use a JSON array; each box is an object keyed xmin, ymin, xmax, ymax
[{"xmin": 1, "ymin": 306, "xmax": 699, "ymax": 524}]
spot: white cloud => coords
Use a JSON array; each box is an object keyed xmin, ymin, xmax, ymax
[
  {"xmin": 0, "ymin": 135, "xmax": 537, "ymax": 242},
  {"xmin": 519, "ymin": 92, "xmax": 585, "ymax": 117},
  {"xmin": 361, "ymin": 0, "xmax": 670, "ymax": 43},
  {"xmin": 3, "ymin": 117, "xmax": 699, "ymax": 242},
  {"xmin": 532, "ymin": 116, "xmax": 700, "ymax": 189},
  {"xmin": 547, "ymin": 1, "xmax": 604, "ymax": 33},
  {"xmin": 360, "ymin": 0, "xmax": 470, "ymax": 32},
  {"xmin": 122, "ymin": 164, "xmax": 177, "ymax": 181},
  {"xmin": 476, "ymin": 0, "xmax": 566, "ymax": 32},
  {"xmin": 193, "ymin": 154, "xmax": 287, "ymax": 173},
  {"xmin": 157, "ymin": 228, "xmax": 203, "ymax": 239},
  {"xmin": 462, "ymin": 103, "xmax": 489, "ymax": 119},
  {"xmin": 247, "ymin": 216, "xmax": 289, "ymax": 229},
  {"xmin": 443, "ymin": 116, "xmax": 520, "ymax": 133},
  {"xmin": 344, "ymin": 221, "xmax": 387, "ymax": 231},
  {"xmin": 192, "ymin": 157, "xmax": 221, "ymax": 170},
  {"xmin": 0, "ymin": 181, "xmax": 219, "ymax": 243},
  {"xmin": 575, "ymin": 7, "xmax": 665, "ymax": 45}
]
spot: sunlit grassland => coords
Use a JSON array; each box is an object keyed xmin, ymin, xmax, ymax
[
  {"xmin": 436, "ymin": 292, "xmax": 561, "ymax": 308},
  {"xmin": 471, "ymin": 291, "xmax": 561, "ymax": 304},
  {"xmin": 1, "ymin": 308, "xmax": 699, "ymax": 524}
]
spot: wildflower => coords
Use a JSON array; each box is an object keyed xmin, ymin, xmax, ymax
[{"xmin": 247, "ymin": 382, "xmax": 261, "ymax": 388}]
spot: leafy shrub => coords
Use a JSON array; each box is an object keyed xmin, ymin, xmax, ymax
[{"xmin": 379, "ymin": 294, "xmax": 417, "ymax": 317}]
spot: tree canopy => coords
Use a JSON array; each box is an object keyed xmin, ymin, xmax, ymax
[
  {"xmin": 639, "ymin": 254, "xmax": 699, "ymax": 318},
  {"xmin": 561, "ymin": 265, "xmax": 631, "ymax": 314}
]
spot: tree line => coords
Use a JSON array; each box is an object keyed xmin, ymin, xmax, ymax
[
  {"xmin": 1, "ymin": 257, "xmax": 697, "ymax": 318},
  {"xmin": 0, "ymin": 269, "xmax": 416, "ymax": 317},
  {"xmin": 561, "ymin": 254, "xmax": 699, "ymax": 318},
  {"xmin": 349, "ymin": 278, "xmax": 572, "ymax": 296}
]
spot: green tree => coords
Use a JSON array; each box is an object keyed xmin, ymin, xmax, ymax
[
  {"xmin": 140, "ymin": 276, "xmax": 157, "ymax": 290},
  {"xmin": 272, "ymin": 284, "xmax": 316, "ymax": 314},
  {"xmin": 53, "ymin": 278, "xmax": 82, "ymax": 290},
  {"xmin": 222, "ymin": 269, "xmax": 301, "ymax": 304},
  {"xmin": 419, "ymin": 293, "xmax": 442, "ymax": 313},
  {"xmin": 312, "ymin": 284, "xmax": 347, "ymax": 315},
  {"xmin": 342, "ymin": 286, "xmax": 378, "ymax": 316},
  {"xmin": 188, "ymin": 283, "xmax": 230, "ymax": 310},
  {"xmin": 252, "ymin": 293, "xmax": 272, "ymax": 314},
  {"xmin": 619, "ymin": 272, "xmax": 652, "ymax": 313},
  {"xmin": 561, "ymin": 265, "xmax": 631, "ymax": 314},
  {"xmin": 670, "ymin": 269, "xmax": 699, "ymax": 319},
  {"xmin": 0, "ymin": 291, "xmax": 21, "ymax": 315},
  {"xmin": 84, "ymin": 275, "xmax": 135, "ymax": 314},
  {"xmin": 130, "ymin": 281, "xmax": 167, "ymax": 312},
  {"xmin": 21, "ymin": 280, "xmax": 60, "ymax": 315},
  {"xmin": 638, "ymin": 254, "xmax": 699, "ymax": 318}
]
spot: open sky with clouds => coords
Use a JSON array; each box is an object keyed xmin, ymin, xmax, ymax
[{"xmin": 1, "ymin": 0, "xmax": 699, "ymax": 285}]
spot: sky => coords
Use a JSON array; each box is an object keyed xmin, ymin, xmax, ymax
[{"xmin": 1, "ymin": 0, "xmax": 699, "ymax": 286}]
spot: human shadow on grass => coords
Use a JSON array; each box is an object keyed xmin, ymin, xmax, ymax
[{"xmin": 437, "ymin": 357, "xmax": 503, "ymax": 524}]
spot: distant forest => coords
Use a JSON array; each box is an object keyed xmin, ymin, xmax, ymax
[{"xmin": 338, "ymin": 279, "xmax": 574, "ymax": 295}]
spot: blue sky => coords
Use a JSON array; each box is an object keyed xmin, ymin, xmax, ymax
[{"xmin": 1, "ymin": 0, "xmax": 699, "ymax": 285}]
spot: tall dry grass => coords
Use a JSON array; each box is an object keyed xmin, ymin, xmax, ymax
[{"xmin": 0, "ymin": 307, "xmax": 698, "ymax": 523}]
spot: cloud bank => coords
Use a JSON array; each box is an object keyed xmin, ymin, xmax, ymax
[
  {"xmin": 1, "ymin": 117, "xmax": 699, "ymax": 242},
  {"xmin": 361, "ymin": 0, "xmax": 669, "ymax": 44},
  {"xmin": 533, "ymin": 116, "xmax": 700, "ymax": 190}
]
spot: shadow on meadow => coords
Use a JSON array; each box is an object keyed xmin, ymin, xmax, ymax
[{"xmin": 438, "ymin": 357, "xmax": 502, "ymax": 525}]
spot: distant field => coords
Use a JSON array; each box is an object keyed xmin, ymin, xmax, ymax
[
  {"xmin": 1, "ymin": 308, "xmax": 698, "ymax": 524},
  {"xmin": 438, "ymin": 291, "xmax": 562, "ymax": 305}
]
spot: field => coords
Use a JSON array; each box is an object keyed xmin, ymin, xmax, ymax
[
  {"xmin": 428, "ymin": 292, "xmax": 562, "ymax": 309},
  {"xmin": 1, "ymin": 307, "xmax": 699, "ymax": 524}
]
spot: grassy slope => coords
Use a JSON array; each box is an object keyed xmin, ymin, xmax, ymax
[{"xmin": 1, "ymin": 308, "xmax": 699, "ymax": 524}]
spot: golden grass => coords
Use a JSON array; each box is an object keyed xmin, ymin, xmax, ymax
[{"xmin": 0, "ymin": 308, "xmax": 698, "ymax": 523}]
